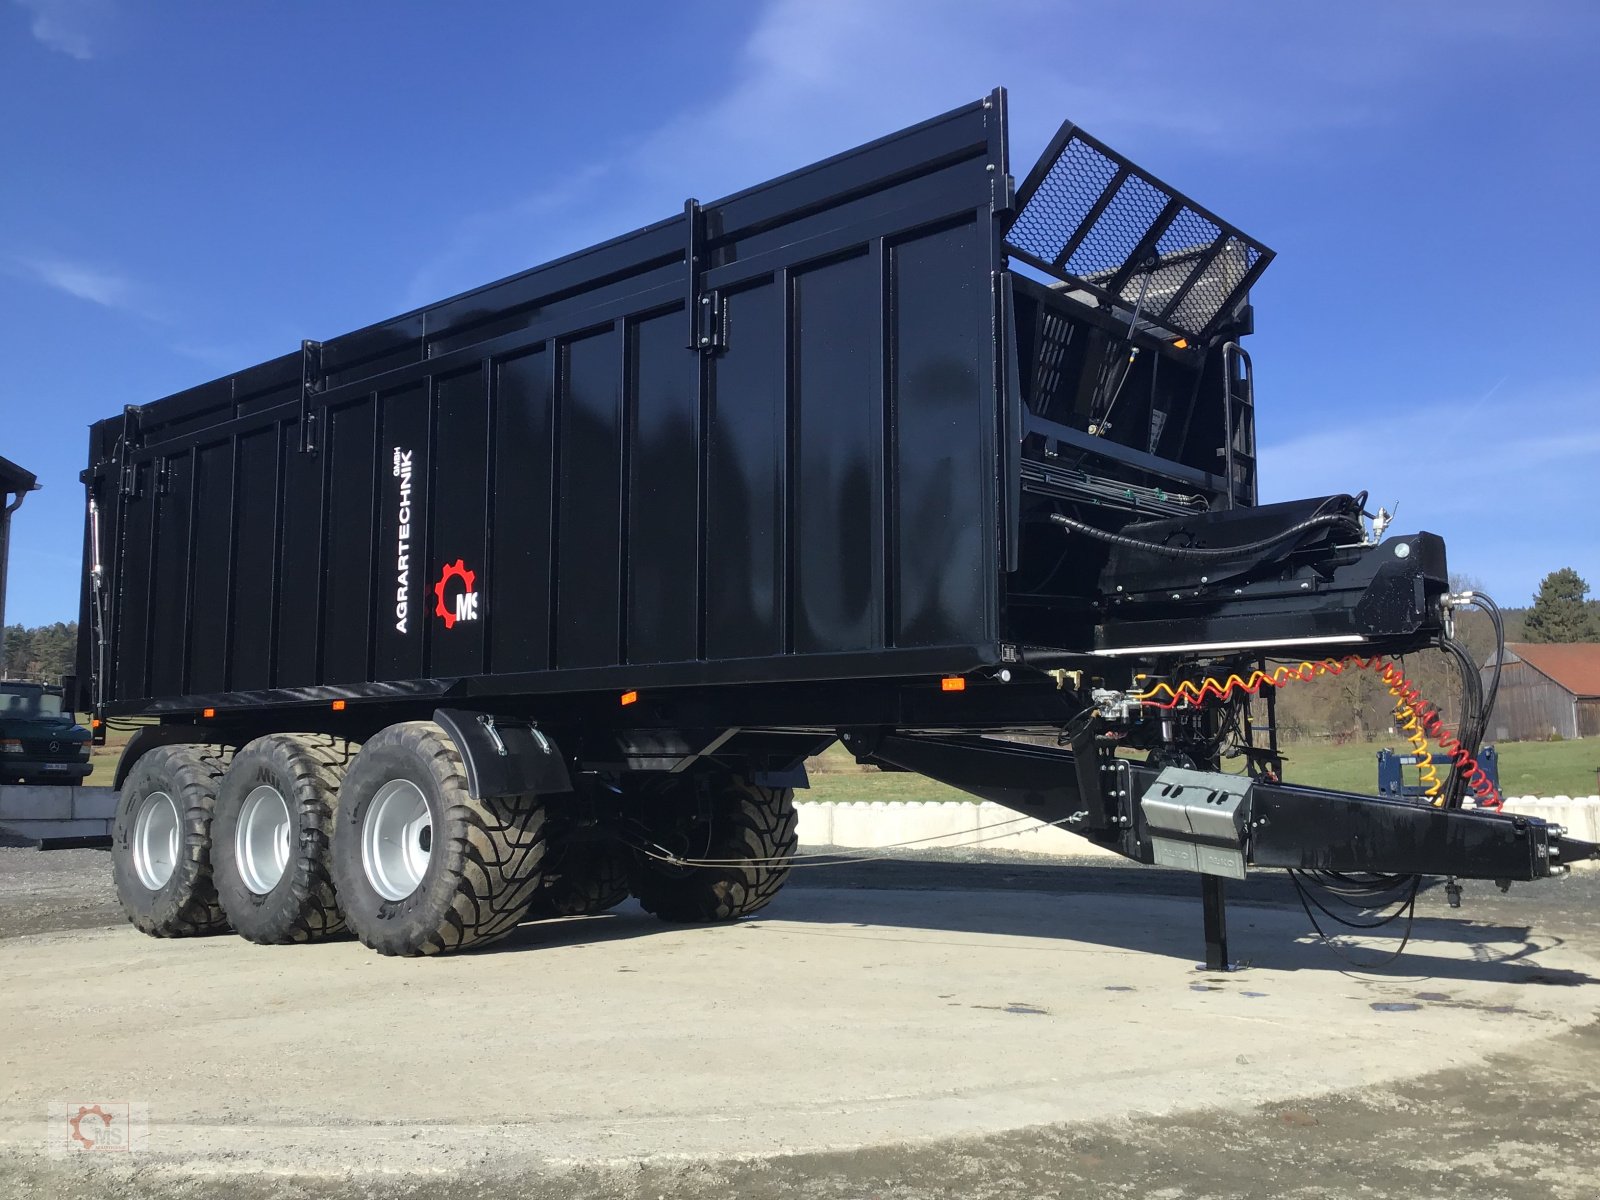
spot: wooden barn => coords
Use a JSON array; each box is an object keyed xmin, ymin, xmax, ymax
[{"xmin": 1484, "ymin": 642, "xmax": 1600, "ymax": 741}]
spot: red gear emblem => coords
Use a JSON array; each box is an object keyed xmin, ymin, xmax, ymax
[
  {"xmin": 69, "ymin": 1104, "xmax": 113, "ymax": 1149},
  {"xmin": 433, "ymin": 560, "xmax": 476, "ymax": 629}
]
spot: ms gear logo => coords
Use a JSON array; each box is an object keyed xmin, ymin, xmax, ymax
[
  {"xmin": 433, "ymin": 560, "xmax": 480, "ymax": 629},
  {"xmin": 68, "ymin": 1105, "xmax": 113, "ymax": 1150}
]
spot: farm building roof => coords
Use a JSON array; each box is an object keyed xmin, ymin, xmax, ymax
[
  {"xmin": 0, "ymin": 454, "xmax": 37, "ymax": 498},
  {"xmin": 1498, "ymin": 642, "xmax": 1600, "ymax": 698}
]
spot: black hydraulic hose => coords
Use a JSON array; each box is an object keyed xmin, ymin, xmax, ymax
[
  {"xmin": 1440, "ymin": 635, "xmax": 1485, "ymax": 809},
  {"xmin": 1049, "ymin": 510, "xmax": 1356, "ymax": 560},
  {"xmin": 1464, "ymin": 592, "xmax": 1505, "ymax": 729}
]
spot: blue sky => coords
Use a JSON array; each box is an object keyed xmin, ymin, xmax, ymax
[{"xmin": 2, "ymin": 0, "xmax": 1597, "ymax": 627}]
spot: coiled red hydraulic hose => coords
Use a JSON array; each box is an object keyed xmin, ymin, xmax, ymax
[{"xmin": 1137, "ymin": 655, "xmax": 1503, "ymax": 810}]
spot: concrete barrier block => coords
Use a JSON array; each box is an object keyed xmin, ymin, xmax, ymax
[
  {"xmin": 72, "ymin": 787, "xmax": 119, "ymax": 821},
  {"xmin": 794, "ymin": 803, "xmax": 832, "ymax": 846},
  {"xmin": 0, "ymin": 786, "xmax": 77, "ymax": 821}
]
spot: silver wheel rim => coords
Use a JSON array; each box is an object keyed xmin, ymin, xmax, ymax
[
  {"xmin": 235, "ymin": 785, "xmax": 292, "ymax": 895},
  {"xmin": 361, "ymin": 779, "xmax": 432, "ymax": 901},
  {"xmin": 131, "ymin": 791, "xmax": 180, "ymax": 890}
]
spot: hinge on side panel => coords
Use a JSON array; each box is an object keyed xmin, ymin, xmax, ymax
[
  {"xmin": 694, "ymin": 289, "xmax": 726, "ymax": 353},
  {"xmin": 684, "ymin": 199, "xmax": 727, "ymax": 355},
  {"xmin": 117, "ymin": 404, "xmax": 142, "ymax": 496},
  {"xmin": 995, "ymin": 170, "xmax": 1016, "ymax": 216},
  {"xmin": 986, "ymin": 87, "xmax": 1015, "ymax": 218},
  {"xmin": 299, "ymin": 339, "xmax": 324, "ymax": 454}
]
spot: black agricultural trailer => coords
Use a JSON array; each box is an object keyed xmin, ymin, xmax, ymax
[{"xmin": 76, "ymin": 89, "xmax": 1595, "ymax": 962}]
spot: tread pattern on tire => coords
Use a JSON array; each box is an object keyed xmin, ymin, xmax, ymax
[
  {"xmin": 217, "ymin": 733, "xmax": 355, "ymax": 944},
  {"xmin": 114, "ymin": 743, "xmax": 235, "ymax": 938},
  {"xmin": 279, "ymin": 733, "xmax": 355, "ymax": 942},
  {"xmin": 335, "ymin": 721, "xmax": 548, "ymax": 957},
  {"xmin": 630, "ymin": 777, "xmax": 797, "ymax": 923},
  {"xmin": 527, "ymin": 839, "xmax": 630, "ymax": 919}
]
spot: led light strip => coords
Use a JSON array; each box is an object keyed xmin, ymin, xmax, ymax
[{"xmin": 1089, "ymin": 634, "xmax": 1368, "ymax": 658}]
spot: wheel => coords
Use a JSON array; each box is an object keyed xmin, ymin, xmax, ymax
[
  {"xmin": 628, "ymin": 774, "xmax": 797, "ymax": 923},
  {"xmin": 330, "ymin": 721, "xmax": 548, "ymax": 956},
  {"xmin": 112, "ymin": 744, "xmax": 234, "ymax": 938},
  {"xmin": 526, "ymin": 836, "xmax": 629, "ymax": 918},
  {"xmin": 211, "ymin": 734, "xmax": 354, "ymax": 944}
]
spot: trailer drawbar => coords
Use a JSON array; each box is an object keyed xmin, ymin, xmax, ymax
[{"xmin": 76, "ymin": 89, "xmax": 1595, "ymax": 966}]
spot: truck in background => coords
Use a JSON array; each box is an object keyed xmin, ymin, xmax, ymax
[{"xmin": 0, "ymin": 680, "xmax": 91, "ymax": 786}]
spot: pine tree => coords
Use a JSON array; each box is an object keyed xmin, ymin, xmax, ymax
[
  {"xmin": 1523, "ymin": 568, "xmax": 1600, "ymax": 643},
  {"xmin": 1, "ymin": 625, "xmax": 29, "ymax": 678},
  {"xmin": 0, "ymin": 623, "xmax": 78, "ymax": 682}
]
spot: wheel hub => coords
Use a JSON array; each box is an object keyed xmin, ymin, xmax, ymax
[
  {"xmin": 236, "ymin": 784, "xmax": 292, "ymax": 895},
  {"xmin": 131, "ymin": 790, "xmax": 181, "ymax": 890},
  {"xmin": 361, "ymin": 779, "xmax": 432, "ymax": 901}
]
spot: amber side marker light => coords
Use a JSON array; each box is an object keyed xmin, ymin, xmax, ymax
[
  {"xmin": 202, "ymin": 708, "xmax": 216, "ymax": 718},
  {"xmin": 331, "ymin": 699, "xmax": 347, "ymax": 711},
  {"xmin": 620, "ymin": 690, "xmax": 639, "ymax": 706},
  {"xmin": 941, "ymin": 676, "xmax": 966, "ymax": 692},
  {"xmin": 1172, "ymin": 337, "xmax": 1189, "ymax": 349}
]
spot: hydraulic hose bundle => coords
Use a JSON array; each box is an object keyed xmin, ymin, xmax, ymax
[{"xmin": 1136, "ymin": 652, "xmax": 1503, "ymax": 810}]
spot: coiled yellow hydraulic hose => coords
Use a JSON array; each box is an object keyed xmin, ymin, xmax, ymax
[
  {"xmin": 1135, "ymin": 654, "xmax": 1500, "ymax": 809},
  {"xmin": 1391, "ymin": 695, "xmax": 1444, "ymax": 803}
]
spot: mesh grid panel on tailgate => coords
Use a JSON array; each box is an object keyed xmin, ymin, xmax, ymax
[{"xmin": 1005, "ymin": 123, "xmax": 1273, "ymax": 342}]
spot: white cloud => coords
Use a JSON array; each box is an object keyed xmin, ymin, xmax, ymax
[
  {"xmin": 1259, "ymin": 394, "xmax": 1600, "ymax": 509},
  {"xmin": 407, "ymin": 0, "xmax": 1530, "ymax": 304},
  {"xmin": 13, "ymin": 0, "xmax": 113, "ymax": 61},
  {"xmin": 1258, "ymin": 387, "xmax": 1600, "ymax": 602},
  {"xmin": 404, "ymin": 163, "xmax": 612, "ymax": 308},
  {"xmin": 16, "ymin": 255, "xmax": 136, "ymax": 309}
]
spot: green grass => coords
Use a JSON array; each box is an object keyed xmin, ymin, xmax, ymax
[
  {"xmin": 803, "ymin": 742, "xmax": 1005, "ymax": 804},
  {"xmin": 1490, "ymin": 738, "xmax": 1600, "ymax": 797},
  {"xmin": 1226, "ymin": 737, "xmax": 1600, "ymax": 798},
  {"xmin": 73, "ymin": 713, "xmax": 138, "ymax": 787},
  {"xmin": 71, "ymin": 719, "xmax": 1600, "ymax": 799},
  {"xmin": 803, "ymin": 738, "xmax": 1600, "ymax": 803}
]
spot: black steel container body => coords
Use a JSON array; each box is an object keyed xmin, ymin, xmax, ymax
[{"xmin": 82, "ymin": 94, "xmax": 1021, "ymax": 717}]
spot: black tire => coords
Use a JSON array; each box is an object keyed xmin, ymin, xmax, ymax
[
  {"xmin": 330, "ymin": 721, "xmax": 548, "ymax": 956},
  {"xmin": 629, "ymin": 775, "xmax": 797, "ymax": 923},
  {"xmin": 526, "ymin": 837, "xmax": 630, "ymax": 918},
  {"xmin": 112, "ymin": 744, "xmax": 234, "ymax": 938},
  {"xmin": 212, "ymin": 734, "xmax": 354, "ymax": 945}
]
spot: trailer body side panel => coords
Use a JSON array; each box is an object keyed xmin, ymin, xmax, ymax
[{"xmin": 84, "ymin": 98, "xmax": 1006, "ymax": 714}]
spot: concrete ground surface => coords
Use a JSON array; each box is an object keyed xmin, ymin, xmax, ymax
[{"xmin": 1, "ymin": 842, "xmax": 1597, "ymax": 1199}]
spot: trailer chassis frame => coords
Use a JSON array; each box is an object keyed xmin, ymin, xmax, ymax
[{"xmin": 855, "ymin": 729, "xmax": 1597, "ymax": 966}]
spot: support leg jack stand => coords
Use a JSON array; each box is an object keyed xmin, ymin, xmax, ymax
[{"xmin": 1201, "ymin": 875, "xmax": 1233, "ymax": 972}]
